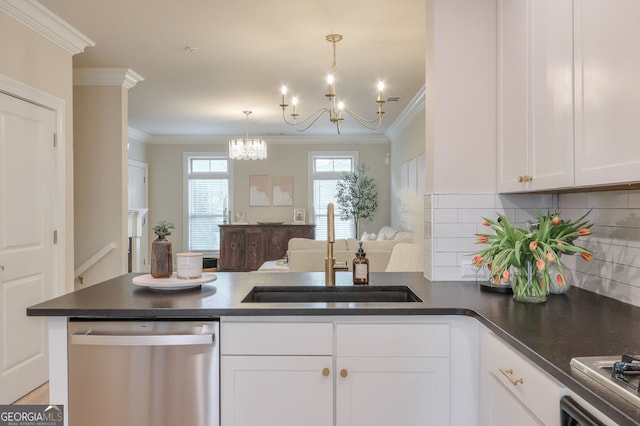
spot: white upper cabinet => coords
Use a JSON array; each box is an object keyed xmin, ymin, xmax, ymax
[
  {"xmin": 498, "ymin": 0, "xmax": 574, "ymax": 192},
  {"xmin": 574, "ymin": 0, "xmax": 640, "ymax": 186}
]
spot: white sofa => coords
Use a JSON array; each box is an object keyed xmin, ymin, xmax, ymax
[{"xmin": 286, "ymin": 227, "xmax": 415, "ymax": 272}]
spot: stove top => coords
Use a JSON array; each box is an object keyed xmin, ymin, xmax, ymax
[{"xmin": 571, "ymin": 355, "xmax": 640, "ymax": 408}]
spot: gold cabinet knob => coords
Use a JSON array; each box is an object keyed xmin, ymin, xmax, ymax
[
  {"xmin": 322, "ymin": 368, "xmax": 330, "ymax": 377},
  {"xmin": 518, "ymin": 176, "xmax": 524, "ymax": 183},
  {"xmin": 340, "ymin": 369, "xmax": 348, "ymax": 378}
]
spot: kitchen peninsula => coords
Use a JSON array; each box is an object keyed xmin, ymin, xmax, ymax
[{"xmin": 28, "ymin": 272, "xmax": 640, "ymax": 426}]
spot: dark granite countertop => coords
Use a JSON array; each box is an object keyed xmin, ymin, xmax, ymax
[{"xmin": 28, "ymin": 272, "xmax": 640, "ymax": 425}]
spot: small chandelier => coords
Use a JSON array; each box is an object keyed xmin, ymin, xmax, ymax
[
  {"xmin": 279, "ymin": 34, "xmax": 385, "ymax": 135},
  {"xmin": 228, "ymin": 111, "xmax": 267, "ymax": 160}
]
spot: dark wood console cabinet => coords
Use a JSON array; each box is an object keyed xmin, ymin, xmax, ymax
[{"xmin": 218, "ymin": 224, "xmax": 315, "ymax": 271}]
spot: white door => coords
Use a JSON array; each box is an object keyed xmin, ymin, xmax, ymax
[
  {"xmin": 127, "ymin": 159, "xmax": 147, "ymax": 210},
  {"xmin": 0, "ymin": 93, "xmax": 56, "ymax": 403}
]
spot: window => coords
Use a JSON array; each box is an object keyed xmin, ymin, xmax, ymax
[
  {"xmin": 184, "ymin": 154, "xmax": 230, "ymax": 254},
  {"xmin": 310, "ymin": 152, "xmax": 357, "ymax": 240}
]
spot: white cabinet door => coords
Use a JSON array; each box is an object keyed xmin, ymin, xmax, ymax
[
  {"xmin": 529, "ymin": 0, "xmax": 574, "ymax": 190},
  {"xmin": 497, "ymin": 0, "xmax": 574, "ymax": 192},
  {"xmin": 335, "ymin": 357, "xmax": 449, "ymax": 426},
  {"xmin": 221, "ymin": 355, "xmax": 333, "ymax": 426},
  {"xmin": 497, "ymin": 0, "xmax": 529, "ymax": 192},
  {"xmin": 574, "ymin": 0, "xmax": 640, "ymax": 186},
  {"xmin": 483, "ymin": 374, "xmax": 542, "ymax": 426},
  {"xmin": 479, "ymin": 330, "xmax": 561, "ymax": 426}
]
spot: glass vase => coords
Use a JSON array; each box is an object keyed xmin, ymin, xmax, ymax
[
  {"xmin": 150, "ymin": 235, "xmax": 172, "ymax": 278},
  {"xmin": 512, "ymin": 261, "xmax": 547, "ymax": 303},
  {"xmin": 548, "ymin": 261, "xmax": 570, "ymax": 295}
]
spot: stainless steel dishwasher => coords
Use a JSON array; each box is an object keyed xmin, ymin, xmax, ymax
[{"xmin": 68, "ymin": 320, "xmax": 219, "ymax": 426}]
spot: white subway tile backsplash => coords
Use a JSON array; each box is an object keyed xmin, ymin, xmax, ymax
[
  {"xmin": 424, "ymin": 190, "xmax": 640, "ymax": 306},
  {"xmin": 424, "ymin": 191, "xmax": 640, "ymax": 308},
  {"xmin": 436, "ymin": 194, "xmax": 497, "ymax": 209},
  {"xmin": 432, "ymin": 266, "xmax": 466, "ymax": 281},
  {"xmin": 628, "ymin": 190, "xmax": 640, "ymax": 208},
  {"xmin": 436, "ymin": 237, "xmax": 479, "ymax": 253},
  {"xmin": 611, "ymin": 281, "xmax": 640, "ymax": 307},
  {"xmin": 596, "ymin": 209, "xmax": 640, "ymax": 228},
  {"xmin": 457, "ymin": 208, "xmax": 505, "ymax": 224},
  {"xmin": 497, "ymin": 194, "xmax": 555, "ymax": 209},
  {"xmin": 559, "ymin": 193, "xmax": 587, "ymax": 209},
  {"xmin": 433, "ymin": 252, "xmax": 458, "ymax": 267},
  {"xmin": 587, "ymin": 191, "xmax": 629, "ymax": 209},
  {"xmin": 433, "ymin": 223, "xmax": 477, "ymax": 238},
  {"xmin": 433, "ymin": 208, "xmax": 458, "ymax": 223}
]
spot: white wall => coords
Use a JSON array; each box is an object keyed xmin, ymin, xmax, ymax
[
  {"xmin": 387, "ymin": 96, "xmax": 426, "ymax": 229},
  {"xmin": 73, "ymin": 85, "xmax": 129, "ymax": 287},
  {"xmin": 0, "ymin": 11, "xmax": 75, "ymax": 292},
  {"xmin": 147, "ymin": 138, "xmax": 391, "ymax": 254}
]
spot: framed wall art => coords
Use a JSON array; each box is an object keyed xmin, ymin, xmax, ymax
[
  {"xmin": 293, "ymin": 208, "xmax": 306, "ymax": 224},
  {"xmin": 272, "ymin": 175, "xmax": 293, "ymax": 206},
  {"xmin": 249, "ymin": 175, "xmax": 270, "ymax": 206}
]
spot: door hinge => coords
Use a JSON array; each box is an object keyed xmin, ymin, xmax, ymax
[
  {"xmin": 53, "ymin": 230, "xmax": 58, "ymax": 244},
  {"xmin": 53, "ymin": 133, "xmax": 58, "ymax": 147}
]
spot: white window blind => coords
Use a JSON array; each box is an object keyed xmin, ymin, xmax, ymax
[
  {"xmin": 186, "ymin": 156, "xmax": 229, "ymax": 253},
  {"xmin": 311, "ymin": 154, "xmax": 356, "ymax": 240}
]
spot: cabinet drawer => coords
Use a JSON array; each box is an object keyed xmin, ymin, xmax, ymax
[
  {"xmin": 222, "ymin": 322, "xmax": 333, "ymax": 355},
  {"xmin": 483, "ymin": 332, "xmax": 561, "ymax": 425},
  {"xmin": 336, "ymin": 323, "xmax": 449, "ymax": 357}
]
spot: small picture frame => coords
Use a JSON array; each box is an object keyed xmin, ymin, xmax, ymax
[{"xmin": 293, "ymin": 209, "xmax": 306, "ymax": 224}]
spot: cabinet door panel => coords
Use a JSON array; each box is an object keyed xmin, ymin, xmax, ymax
[
  {"xmin": 529, "ymin": 0, "xmax": 574, "ymax": 190},
  {"xmin": 575, "ymin": 0, "xmax": 640, "ymax": 186},
  {"xmin": 221, "ymin": 356, "xmax": 333, "ymax": 426},
  {"xmin": 497, "ymin": 0, "xmax": 529, "ymax": 192},
  {"xmin": 486, "ymin": 375, "xmax": 542, "ymax": 426},
  {"xmin": 266, "ymin": 228, "xmax": 289, "ymax": 260},
  {"xmin": 244, "ymin": 229, "xmax": 264, "ymax": 270},
  {"xmin": 336, "ymin": 357, "xmax": 449, "ymax": 426},
  {"xmin": 220, "ymin": 229, "xmax": 244, "ymax": 271}
]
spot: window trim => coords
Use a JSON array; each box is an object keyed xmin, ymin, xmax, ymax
[
  {"xmin": 182, "ymin": 152, "xmax": 232, "ymax": 255},
  {"xmin": 308, "ymin": 151, "xmax": 359, "ymax": 240}
]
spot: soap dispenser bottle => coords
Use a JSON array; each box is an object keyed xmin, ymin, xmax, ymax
[{"xmin": 353, "ymin": 242, "xmax": 369, "ymax": 285}]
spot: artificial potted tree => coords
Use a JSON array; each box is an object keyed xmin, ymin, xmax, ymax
[
  {"xmin": 336, "ymin": 163, "xmax": 379, "ymax": 238},
  {"xmin": 150, "ymin": 220, "xmax": 175, "ymax": 278}
]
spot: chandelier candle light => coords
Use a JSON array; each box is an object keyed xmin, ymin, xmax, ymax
[
  {"xmin": 228, "ymin": 111, "xmax": 267, "ymax": 160},
  {"xmin": 280, "ymin": 34, "xmax": 386, "ymax": 134}
]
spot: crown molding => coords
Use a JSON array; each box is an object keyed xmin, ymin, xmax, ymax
[
  {"xmin": 385, "ymin": 85, "xmax": 426, "ymax": 141},
  {"xmin": 0, "ymin": 0, "xmax": 94, "ymax": 55},
  {"xmin": 128, "ymin": 127, "xmax": 151, "ymax": 143},
  {"xmin": 145, "ymin": 134, "xmax": 390, "ymax": 145},
  {"xmin": 74, "ymin": 68, "xmax": 144, "ymax": 89}
]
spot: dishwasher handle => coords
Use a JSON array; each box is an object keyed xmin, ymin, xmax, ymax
[{"xmin": 70, "ymin": 332, "xmax": 215, "ymax": 347}]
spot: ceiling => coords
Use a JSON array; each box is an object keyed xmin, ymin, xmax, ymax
[{"xmin": 38, "ymin": 0, "xmax": 426, "ymax": 138}]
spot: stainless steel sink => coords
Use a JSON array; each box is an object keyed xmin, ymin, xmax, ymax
[{"xmin": 241, "ymin": 285, "xmax": 423, "ymax": 303}]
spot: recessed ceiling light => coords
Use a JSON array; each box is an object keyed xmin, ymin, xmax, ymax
[{"xmin": 387, "ymin": 96, "xmax": 400, "ymax": 102}]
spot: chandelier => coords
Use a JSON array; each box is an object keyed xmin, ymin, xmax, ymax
[
  {"xmin": 279, "ymin": 34, "xmax": 385, "ymax": 135},
  {"xmin": 228, "ymin": 111, "xmax": 267, "ymax": 160}
]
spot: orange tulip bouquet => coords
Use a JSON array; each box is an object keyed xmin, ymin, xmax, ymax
[{"xmin": 472, "ymin": 211, "xmax": 593, "ymax": 303}]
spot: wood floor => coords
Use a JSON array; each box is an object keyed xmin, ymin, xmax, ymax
[{"xmin": 12, "ymin": 382, "xmax": 49, "ymax": 405}]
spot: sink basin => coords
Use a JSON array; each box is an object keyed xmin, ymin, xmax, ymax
[{"xmin": 241, "ymin": 285, "xmax": 423, "ymax": 303}]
